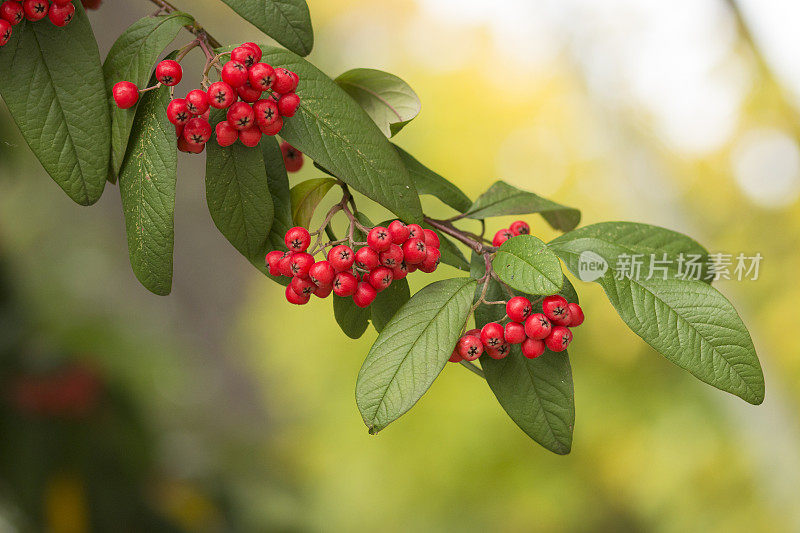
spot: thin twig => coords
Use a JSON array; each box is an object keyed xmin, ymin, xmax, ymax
[{"xmin": 145, "ymin": 0, "xmax": 222, "ymax": 48}]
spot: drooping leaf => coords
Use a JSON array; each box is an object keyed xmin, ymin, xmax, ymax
[
  {"xmin": 219, "ymin": 0, "xmax": 313, "ymax": 56},
  {"xmin": 102, "ymin": 12, "xmax": 193, "ymax": 175},
  {"xmin": 117, "ymin": 84, "xmax": 176, "ymax": 295},
  {"xmin": 370, "ymin": 278, "xmax": 411, "ymax": 333},
  {"xmin": 333, "ymin": 295, "xmax": 370, "ymax": 339},
  {"xmin": 493, "ymin": 235, "xmax": 563, "ymax": 295},
  {"xmin": 0, "ymin": 4, "xmax": 109, "ymax": 205},
  {"xmin": 356, "ymin": 278, "xmax": 476, "ymax": 433},
  {"xmin": 290, "ymin": 178, "xmax": 336, "ymax": 228},
  {"xmin": 336, "ymin": 68, "xmax": 421, "ymax": 137},
  {"xmin": 261, "ymin": 136, "xmax": 293, "ymax": 252},
  {"xmin": 394, "ymin": 145, "xmax": 471, "ymax": 212},
  {"xmin": 205, "ymin": 111, "xmax": 274, "ymax": 268},
  {"xmin": 466, "ymin": 181, "xmax": 580, "ymax": 232}
]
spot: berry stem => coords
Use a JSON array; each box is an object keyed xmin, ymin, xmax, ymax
[{"xmin": 458, "ymin": 359, "xmax": 485, "ymax": 379}]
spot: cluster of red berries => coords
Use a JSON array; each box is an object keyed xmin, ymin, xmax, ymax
[
  {"xmin": 266, "ymin": 221, "xmax": 442, "ymax": 307},
  {"xmin": 492, "ymin": 220, "xmax": 531, "ymax": 247},
  {"xmin": 450, "ymin": 294, "xmax": 585, "ymax": 363},
  {"xmin": 112, "ymin": 43, "xmax": 301, "ymax": 155},
  {"xmin": 1, "ymin": 0, "xmax": 76, "ymax": 45}
]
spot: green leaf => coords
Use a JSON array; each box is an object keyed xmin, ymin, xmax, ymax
[
  {"xmin": 290, "ymin": 178, "xmax": 336, "ymax": 228},
  {"xmin": 335, "ymin": 68, "xmax": 421, "ymax": 138},
  {"xmin": 394, "ymin": 145, "xmax": 472, "ymax": 212},
  {"xmin": 466, "ymin": 181, "xmax": 580, "ymax": 232},
  {"xmin": 0, "ymin": 4, "xmax": 109, "ymax": 205},
  {"xmin": 217, "ymin": 45, "xmax": 423, "ymax": 223},
  {"xmin": 493, "ymin": 235, "xmax": 563, "ymax": 295},
  {"xmin": 356, "ymin": 277, "xmax": 477, "ymax": 433},
  {"xmin": 262, "ymin": 136, "xmax": 293, "ymax": 252},
  {"xmin": 117, "ymin": 84, "xmax": 176, "ymax": 295},
  {"xmin": 219, "ymin": 0, "xmax": 313, "ymax": 56},
  {"xmin": 205, "ymin": 110, "xmax": 274, "ymax": 266},
  {"xmin": 333, "ymin": 295, "xmax": 371, "ymax": 339},
  {"xmin": 370, "ymin": 278, "xmax": 411, "ymax": 333},
  {"xmin": 102, "ymin": 12, "xmax": 193, "ymax": 175}
]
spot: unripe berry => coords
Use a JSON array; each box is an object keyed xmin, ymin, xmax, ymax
[
  {"xmin": 231, "ymin": 45, "xmax": 258, "ymax": 68},
  {"xmin": 280, "ymin": 141, "xmax": 303, "ymax": 172},
  {"xmin": 379, "ymin": 244, "xmax": 403, "ymax": 269},
  {"xmin": 333, "ymin": 271, "xmax": 358, "ymax": 296},
  {"xmin": 309, "ymin": 260, "xmax": 336, "ymax": 287},
  {"xmin": 328, "ymin": 245, "xmax": 354, "ymax": 271},
  {"xmin": 259, "ymin": 116, "xmax": 283, "ymax": 136},
  {"xmin": 215, "ymin": 121, "xmax": 238, "ymax": 147},
  {"xmin": 221, "ymin": 60, "xmax": 248, "ymax": 88},
  {"xmin": 48, "ymin": 2, "xmax": 74, "ymax": 26},
  {"xmin": 183, "ymin": 118, "xmax": 212, "ymax": 145},
  {"xmin": 23, "ymin": 0, "xmax": 47, "ymax": 21},
  {"xmin": 387, "ymin": 220, "xmax": 409, "ymax": 244},
  {"xmin": 290, "ymin": 276, "xmax": 316, "ymax": 298},
  {"xmin": 567, "ymin": 303, "xmax": 584, "ymax": 327},
  {"xmin": 391, "ymin": 261, "xmax": 408, "ymax": 281},
  {"xmin": 273, "ymin": 68, "xmax": 299, "ymax": 93},
  {"xmin": 542, "ymin": 295, "xmax": 571, "ymax": 326},
  {"xmin": 265, "ymin": 250, "xmax": 284, "ymax": 276},
  {"xmin": 480, "ymin": 322, "xmax": 504, "ymax": 348},
  {"xmin": 1, "ymin": 2, "xmax": 24, "ymax": 26},
  {"xmin": 155, "ymin": 59, "xmax": 182, "ymax": 86},
  {"xmin": 510, "ymin": 220, "xmax": 530, "ymax": 236},
  {"xmin": 522, "ymin": 338, "xmax": 546, "ymax": 359},
  {"xmin": 112, "ymin": 81, "xmax": 139, "ymax": 109},
  {"xmin": 545, "ymin": 326, "xmax": 572, "ymax": 352},
  {"xmin": 227, "ymin": 101, "xmax": 255, "ymax": 131},
  {"xmin": 506, "ymin": 296, "xmax": 532, "ymax": 323},
  {"xmin": 367, "ymin": 226, "xmax": 392, "ymax": 252},
  {"xmin": 0, "ymin": 19, "xmax": 11, "ymax": 46},
  {"xmin": 278, "ymin": 92, "xmax": 300, "ymax": 117},
  {"xmin": 238, "ymin": 125, "xmax": 262, "ymax": 147},
  {"xmin": 236, "ymin": 81, "xmax": 262, "ymax": 103},
  {"xmin": 284, "ymin": 226, "xmax": 310, "ymax": 252},
  {"xmin": 418, "ymin": 247, "xmax": 440, "ymax": 273},
  {"xmin": 289, "ymin": 252, "xmax": 314, "ymax": 278},
  {"xmin": 422, "ymin": 228, "xmax": 440, "ymax": 249},
  {"xmin": 249, "ymin": 62, "xmax": 275, "ymax": 91},
  {"xmin": 185, "ymin": 89, "xmax": 209, "ymax": 116},
  {"xmin": 406, "ymin": 223, "xmax": 423, "ymax": 240},
  {"xmin": 355, "ymin": 247, "xmax": 380, "ymax": 270},
  {"xmin": 253, "ymin": 99, "xmax": 280, "ymax": 127},
  {"xmin": 524, "ymin": 313, "xmax": 552, "ymax": 340},
  {"xmin": 207, "ymin": 82, "xmax": 236, "ymax": 109},
  {"xmin": 353, "ymin": 282, "xmax": 377, "ymax": 308},
  {"xmin": 485, "ymin": 343, "xmax": 510, "ymax": 360},
  {"xmin": 492, "ymin": 229, "xmax": 513, "ymax": 247},
  {"xmin": 278, "ymin": 253, "xmax": 295, "ymax": 277},
  {"xmin": 285, "ymin": 284, "xmax": 310, "ymax": 305},
  {"xmin": 457, "ymin": 335, "xmax": 483, "ymax": 361},
  {"xmin": 367, "ymin": 267, "xmax": 393, "ymax": 292},
  {"xmin": 402, "ymin": 238, "xmax": 426, "ymax": 264},
  {"xmin": 177, "ymin": 136, "xmax": 204, "ymax": 154},
  {"xmin": 504, "ymin": 322, "xmax": 526, "ymax": 344},
  {"xmin": 166, "ymin": 98, "xmax": 190, "ymax": 126}
]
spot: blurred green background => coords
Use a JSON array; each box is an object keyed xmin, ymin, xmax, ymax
[{"xmin": 2, "ymin": 0, "xmax": 800, "ymax": 531}]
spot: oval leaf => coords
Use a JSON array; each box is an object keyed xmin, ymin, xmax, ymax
[
  {"xmin": 220, "ymin": 0, "xmax": 313, "ymax": 56},
  {"xmin": 0, "ymin": 4, "xmax": 109, "ymax": 205},
  {"xmin": 466, "ymin": 181, "xmax": 580, "ymax": 232},
  {"xmin": 394, "ymin": 145, "xmax": 472, "ymax": 212},
  {"xmin": 103, "ymin": 12, "xmax": 193, "ymax": 175},
  {"xmin": 493, "ymin": 235, "xmax": 563, "ymax": 295},
  {"xmin": 336, "ymin": 68, "xmax": 421, "ymax": 138},
  {"xmin": 356, "ymin": 278, "xmax": 477, "ymax": 433},
  {"xmin": 370, "ymin": 278, "xmax": 411, "ymax": 333},
  {"xmin": 333, "ymin": 294, "xmax": 371, "ymax": 339},
  {"xmin": 261, "ymin": 136, "xmax": 293, "ymax": 252},
  {"xmin": 118, "ymin": 84, "xmax": 176, "ymax": 295},
  {"xmin": 290, "ymin": 178, "xmax": 336, "ymax": 228}
]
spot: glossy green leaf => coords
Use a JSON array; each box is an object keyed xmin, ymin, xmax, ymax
[
  {"xmin": 262, "ymin": 136, "xmax": 293, "ymax": 252},
  {"xmin": 336, "ymin": 68, "xmax": 421, "ymax": 137},
  {"xmin": 220, "ymin": 0, "xmax": 313, "ymax": 56},
  {"xmin": 356, "ymin": 278, "xmax": 476, "ymax": 433},
  {"xmin": 493, "ymin": 235, "xmax": 563, "ymax": 295},
  {"xmin": 466, "ymin": 181, "xmax": 580, "ymax": 232},
  {"xmin": 370, "ymin": 278, "xmax": 411, "ymax": 333},
  {"xmin": 117, "ymin": 84, "xmax": 176, "ymax": 295},
  {"xmin": 0, "ymin": 4, "xmax": 109, "ymax": 205},
  {"xmin": 290, "ymin": 178, "xmax": 336, "ymax": 228},
  {"xmin": 394, "ymin": 145, "xmax": 471, "ymax": 212},
  {"xmin": 333, "ymin": 295, "xmax": 371, "ymax": 339}
]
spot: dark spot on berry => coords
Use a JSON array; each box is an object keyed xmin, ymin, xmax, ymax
[
  {"xmin": 381, "ymin": 275, "xmax": 391, "ymax": 285},
  {"xmin": 236, "ymin": 117, "xmax": 251, "ymax": 128},
  {"xmin": 468, "ymin": 346, "xmax": 478, "ymax": 356},
  {"xmin": 161, "ymin": 75, "xmax": 174, "ymax": 85},
  {"xmin": 190, "ymin": 134, "xmax": 203, "ymax": 143}
]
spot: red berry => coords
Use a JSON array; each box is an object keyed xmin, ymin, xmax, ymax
[
  {"xmin": 314, "ymin": 284, "xmax": 333, "ymax": 298},
  {"xmin": 0, "ymin": 19, "xmax": 11, "ymax": 46},
  {"xmin": 226, "ymin": 101, "xmax": 254, "ymax": 131},
  {"xmin": 545, "ymin": 326, "xmax": 572, "ymax": 352},
  {"xmin": 242, "ymin": 42, "xmax": 261, "ymax": 54},
  {"xmin": 253, "ymin": 99, "xmax": 280, "ymax": 127},
  {"xmin": 418, "ymin": 247, "xmax": 440, "ymax": 273},
  {"xmin": 273, "ymin": 68, "xmax": 298, "ymax": 93},
  {"xmin": 221, "ymin": 60, "xmax": 248, "ymax": 88},
  {"xmin": 166, "ymin": 99, "xmax": 190, "ymax": 125},
  {"xmin": 265, "ymin": 250, "xmax": 284, "ymax": 276},
  {"xmin": 48, "ymin": 1, "xmax": 74, "ymax": 26},
  {"xmin": 112, "ymin": 81, "xmax": 139, "ymax": 109},
  {"xmin": 355, "ymin": 247, "xmax": 380, "ymax": 270},
  {"xmin": 155, "ymin": 59, "xmax": 182, "ymax": 86},
  {"xmin": 510, "ymin": 220, "xmax": 530, "ymax": 236},
  {"xmin": 183, "ymin": 118, "xmax": 212, "ymax": 145},
  {"xmin": 290, "ymin": 276, "xmax": 316, "ymax": 298},
  {"xmin": 485, "ymin": 343, "xmax": 511, "ymax": 360},
  {"xmin": 52, "ymin": 0, "xmax": 72, "ymax": 6},
  {"xmin": 236, "ymin": 81, "xmax": 262, "ymax": 103},
  {"xmin": 174, "ymin": 123, "xmax": 184, "ymax": 137},
  {"xmin": 492, "ymin": 229, "xmax": 513, "ymax": 247},
  {"xmin": 367, "ymin": 267, "xmax": 393, "ymax": 292},
  {"xmin": 422, "ymin": 228, "xmax": 440, "ymax": 249},
  {"xmin": 387, "ymin": 220, "xmax": 409, "ymax": 244},
  {"xmin": 1, "ymin": 2, "xmax": 24, "ymax": 25},
  {"xmin": 506, "ymin": 296, "xmax": 532, "ymax": 323},
  {"xmin": 238, "ymin": 126, "xmax": 262, "ymax": 147},
  {"xmin": 522, "ymin": 338, "xmax": 545, "ymax": 359},
  {"xmin": 449, "ymin": 349, "xmax": 463, "ymax": 363},
  {"xmin": 259, "ymin": 116, "xmax": 283, "ymax": 136},
  {"xmin": 284, "ymin": 226, "xmax": 310, "ymax": 252},
  {"xmin": 81, "ymin": 0, "xmax": 102, "ymax": 9},
  {"xmin": 288, "ymin": 252, "xmax": 314, "ymax": 278},
  {"xmin": 524, "ymin": 313, "xmax": 552, "ymax": 340},
  {"xmin": 406, "ymin": 224, "xmax": 423, "ymax": 240},
  {"xmin": 215, "ymin": 121, "xmax": 238, "ymax": 147},
  {"xmin": 379, "ymin": 244, "xmax": 403, "ymax": 269},
  {"xmin": 230, "ymin": 45, "xmax": 258, "ymax": 68},
  {"xmin": 23, "ymin": 0, "xmax": 47, "ymax": 21},
  {"xmin": 327, "ymin": 245, "xmax": 354, "ymax": 271},
  {"xmin": 406, "ymin": 263, "xmax": 418, "ymax": 274},
  {"xmin": 504, "ymin": 322, "xmax": 526, "ymax": 344},
  {"xmin": 391, "ymin": 261, "xmax": 408, "ymax": 280},
  {"xmin": 207, "ymin": 82, "xmax": 236, "ymax": 109},
  {"xmin": 280, "ymin": 141, "xmax": 303, "ymax": 172},
  {"xmin": 309, "ymin": 260, "xmax": 335, "ymax": 287},
  {"xmin": 542, "ymin": 295, "xmax": 571, "ymax": 326},
  {"xmin": 285, "ymin": 284, "xmax": 310, "ymax": 305},
  {"xmin": 480, "ymin": 322, "xmax": 504, "ymax": 348},
  {"xmin": 177, "ymin": 136, "xmax": 204, "ymax": 154},
  {"xmin": 567, "ymin": 303, "xmax": 584, "ymax": 327},
  {"xmin": 278, "ymin": 253, "xmax": 295, "ymax": 277},
  {"xmin": 367, "ymin": 226, "xmax": 392, "ymax": 252},
  {"xmin": 278, "ymin": 92, "xmax": 300, "ymax": 117},
  {"xmin": 333, "ymin": 271, "xmax": 358, "ymax": 296},
  {"xmin": 402, "ymin": 238, "xmax": 426, "ymax": 264},
  {"xmin": 185, "ymin": 90, "xmax": 209, "ymax": 116},
  {"xmin": 457, "ymin": 335, "xmax": 484, "ymax": 361},
  {"xmin": 353, "ymin": 282, "xmax": 377, "ymax": 308},
  {"xmin": 466, "ymin": 328, "xmax": 481, "ymax": 337},
  {"xmin": 249, "ymin": 62, "xmax": 275, "ymax": 91}
]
